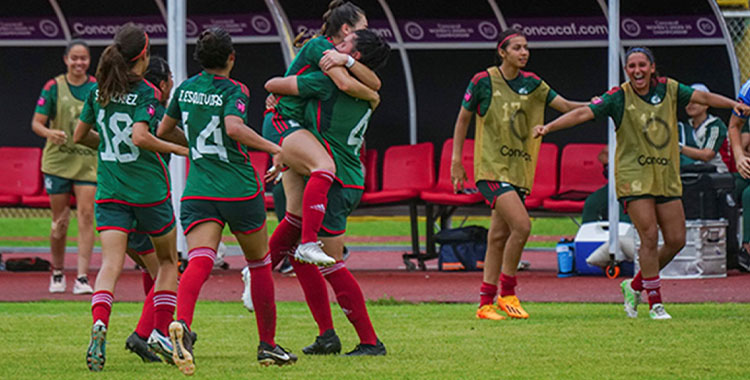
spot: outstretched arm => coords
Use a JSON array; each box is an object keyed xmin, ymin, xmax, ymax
[
  {"xmin": 132, "ymin": 122, "xmax": 188, "ymax": 156},
  {"xmin": 533, "ymin": 106, "xmax": 595, "ymax": 138},
  {"xmin": 691, "ymin": 90, "xmax": 750, "ymax": 116},
  {"xmin": 264, "ymin": 76, "xmax": 299, "ymax": 96},
  {"xmin": 548, "ymin": 96, "xmax": 588, "ymax": 114}
]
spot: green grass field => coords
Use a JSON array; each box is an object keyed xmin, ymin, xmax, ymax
[
  {"xmin": 1, "ymin": 301, "xmax": 748, "ymax": 379},
  {"xmin": 0, "ymin": 215, "xmax": 579, "ymax": 248}
]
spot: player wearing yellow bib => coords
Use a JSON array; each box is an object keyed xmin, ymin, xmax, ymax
[
  {"xmin": 452, "ymin": 28, "xmax": 588, "ymax": 321},
  {"xmin": 31, "ymin": 39, "xmax": 97, "ymax": 295},
  {"xmin": 74, "ymin": 24, "xmax": 188, "ymax": 372},
  {"xmin": 535, "ymin": 47, "xmax": 750, "ymax": 320}
]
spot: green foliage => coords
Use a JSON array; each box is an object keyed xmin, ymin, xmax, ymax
[{"xmin": 1, "ymin": 301, "xmax": 748, "ymax": 379}]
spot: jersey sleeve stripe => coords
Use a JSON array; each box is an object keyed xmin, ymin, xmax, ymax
[
  {"xmin": 471, "ymin": 71, "xmax": 488, "ymax": 85},
  {"xmin": 43, "ymin": 78, "xmax": 56, "ymax": 91},
  {"xmin": 295, "ymin": 64, "xmax": 311, "ymax": 75},
  {"xmin": 142, "ymin": 79, "xmax": 162, "ymax": 101}
]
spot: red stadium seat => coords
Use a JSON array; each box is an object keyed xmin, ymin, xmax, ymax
[
  {"xmin": 525, "ymin": 143, "xmax": 558, "ymax": 210},
  {"xmin": 543, "ymin": 143, "xmax": 606, "ymax": 213},
  {"xmin": 419, "ymin": 138, "xmax": 483, "ymax": 206},
  {"xmin": 362, "ymin": 149, "xmax": 379, "ymax": 193},
  {"xmin": 0, "ymin": 195, "xmax": 21, "ymax": 207},
  {"xmin": 359, "ymin": 143, "xmax": 435, "ymax": 263},
  {"xmin": 0, "ymin": 147, "xmax": 43, "ymax": 197}
]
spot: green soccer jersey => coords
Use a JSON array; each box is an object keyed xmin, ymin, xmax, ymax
[
  {"xmin": 299, "ymin": 71, "xmax": 370, "ymax": 188},
  {"xmin": 149, "ymin": 102, "xmax": 171, "ymax": 165},
  {"xmin": 79, "ymin": 80, "xmax": 170, "ymax": 205},
  {"xmin": 274, "ymin": 36, "xmax": 334, "ymax": 124},
  {"xmin": 35, "ymin": 75, "xmax": 97, "ymax": 119},
  {"xmin": 461, "ymin": 69, "xmax": 558, "ymax": 116},
  {"xmin": 167, "ymin": 71, "xmax": 260, "ymax": 200},
  {"xmin": 589, "ymin": 77, "xmax": 694, "ymax": 126}
]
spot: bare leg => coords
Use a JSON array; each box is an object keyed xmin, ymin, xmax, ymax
[
  {"xmin": 49, "ymin": 194, "xmax": 72, "ymax": 271},
  {"xmin": 93, "ymin": 230, "xmax": 128, "ymax": 292},
  {"xmin": 73, "ymin": 185, "xmax": 96, "ymax": 278},
  {"xmin": 655, "ymin": 199, "xmax": 686, "ymax": 269},
  {"xmin": 494, "ymin": 191, "xmax": 531, "ymax": 278},
  {"xmin": 482, "ymin": 209, "xmax": 510, "ymax": 285},
  {"xmin": 626, "ymin": 198, "xmax": 660, "ymax": 278},
  {"xmin": 150, "ymin": 228, "xmax": 179, "ymax": 293}
]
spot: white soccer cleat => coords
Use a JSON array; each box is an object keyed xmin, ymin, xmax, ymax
[
  {"xmin": 241, "ymin": 266, "xmax": 254, "ymax": 312},
  {"xmin": 620, "ymin": 279, "xmax": 641, "ymax": 318},
  {"xmin": 73, "ymin": 276, "xmax": 94, "ymax": 295},
  {"xmin": 294, "ymin": 241, "xmax": 335, "ymax": 267},
  {"xmin": 215, "ymin": 242, "xmax": 228, "ymax": 269},
  {"xmin": 49, "ymin": 272, "xmax": 66, "ymax": 293},
  {"xmin": 649, "ymin": 303, "xmax": 672, "ymax": 320}
]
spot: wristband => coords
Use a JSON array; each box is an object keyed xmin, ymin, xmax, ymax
[{"xmin": 345, "ymin": 55, "xmax": 355, "ymax": 68}]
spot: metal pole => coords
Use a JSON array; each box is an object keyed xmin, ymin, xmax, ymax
[
  {"xmin": 265, "ymin": 0, "xmax": 296, "ymax": 68},
  {"xmin": 167, "ymin": 0, "xmax": 187, "ymax": 256},
  {"xmin": 607, "ymin": 0, "xmax": 620, "ymax": 260},
  {"xmin": 378, "ymin": 0, "xmax": 418, "ymax": 145}
]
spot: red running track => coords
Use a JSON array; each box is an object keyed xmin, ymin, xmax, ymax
[{"xmin": 1, "ymin": 249, "xmax": 749, "ymax": 303}]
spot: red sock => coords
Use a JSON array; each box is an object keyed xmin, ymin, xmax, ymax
[
  {"xmin": 499, "ymin": 273, "xmax": 517, "ymax": 297},
  {"xmin": 323, "ymin": 262, "xmax": 377, "ymax": 345},
  {"xmin": 91, "ymin": 290, "xmax": 114, "ymax": 326},
  {"xmin": 290, "ymin": 259, "xmax": 333, "ymax": 335},
  {"xmin": 141, "ymin": 270, "xmax": 154, "ymax": 296},
  {"xmin": 135, "ymin": 285, "xmax": 155, "ymax": 338},
  {"xmin": 153, "ymin": 290, "xmax": 177, "ymax": 335},
  {"xmin": 631, "ymin": 271, "xmax": 644, "ymax": 291},
  {"xmin": 269, "ymin": 213, "xmax": 301, "ymax": 268},
  {"xmin": 248, "ymin": 255, "xmax": 276, "ymax": 346},
  {"xmin": 479, "ymin": 282, "xmax": 497, "ymax": 306},
  {"xmin": 301, "ymin": 170, "xmax": 335, "ymax": 244},
  {"xmin": 642, "ymin": 276, "xmax": 662, "ymax": 308},
  {"xmin": 176, "ymin": 247, "xmax": 216, "ymax": 327}
]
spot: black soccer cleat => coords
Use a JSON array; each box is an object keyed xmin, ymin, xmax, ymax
[
  {"xmin": 302, "ymin": 329, "xmax": 341, "ymax": 355},
  {"xmin": 257, "ymin": 342, "xmax": 298, "ymax": 366},
  {"xmin": 125, "ymin": 332, "xmax": 162, "ymax": 363},
  {"xmin": 344, "ymin": 339, "xmax": 387, "ymax": 356}
]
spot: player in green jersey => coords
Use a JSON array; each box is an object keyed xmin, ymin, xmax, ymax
[
  {"xmin": 535, "ymin": 47, "xmax": 750, "ymax": 320},
  {"xmin": 678, "ymin": 83, "xmax": 729, "ymax": 172},
  {"xmin": 264, "ymin": 0, "xmax": 381, "ymax": 267},
  {"xmin": 157, "ymin": 27, "xmax": 294, "ymax": 373},
  {"xmin": 31, "ymin": 39, "xmax": 97, "ymax": 295},
  {"xmin": 452, "ymin": 28, "xmax": 588, "ymax": 321},
  {"xmin": 263, "ymin": 29, "xmax": 390, "ymax": 356},
  {"xmin": 73, "ymin": 24, "xmax": 188, "ymax": 372}
]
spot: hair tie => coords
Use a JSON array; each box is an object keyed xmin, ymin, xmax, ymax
[
  {"xmin": 130, "ymin": 32, "xmax": 149, "ymax": 62},
  {"xmin": 625, "ymin": 47, "xmax": 654, "ymax": 63},
  {"xmin": 498, "ymin": 33, "xmax": 520, "ymax": 49}
]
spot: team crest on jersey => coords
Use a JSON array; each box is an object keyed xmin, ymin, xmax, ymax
[
  {"xmin": 147, "ymin": 104, "xmax": 155, "ymax": 117},
  {"xmin": 650, "ymin": 95, "xmax": 662, "ymax": 104},
  {"xmin": 236, "ymin": 98, "xmax": 246, "ymax": 113},
  {"xmin": 518, "ymin": 87, "xmax": 528, "ymax": 95},
  {"xmin": 37, "ymin": 97, "xmax": 46, "ymax": 106}
]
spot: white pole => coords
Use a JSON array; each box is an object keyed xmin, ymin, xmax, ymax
[
  {"xmin": 167, "ymin": 0, "xmax": 187, "ymax": 256},
  {"xmin": 607, "ymin": 0, "xmax": 620, "ymax": 261}
]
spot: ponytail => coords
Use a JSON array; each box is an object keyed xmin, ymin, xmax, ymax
[
  {"xmin": 96, "ymin": 23, "xmax": 149, "ymax": 106},
  {"xmin": 295, "ymin": 0, "xmax": 363, "ymax": 48}
]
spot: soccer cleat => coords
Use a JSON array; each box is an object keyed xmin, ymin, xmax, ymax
[
  {"xmin": 344, "ymin": 339, "xmax": 387, "ymax": 356},
  {"xmin": 497, "ymin": 295, "xmax": 529, "ymax": 319},
  {"xmin": 147, "ymin": 328, "xmax": 175, "ymax": 365},
  {"xmin": 240, "ymin": 266, "xmax": 254, "ymax": 312},
  {"xmin": 278, "ymin": 257, "xmax": 295, "ymax": 276},
  {"xmin": 476, "ymin": 304, "xmax": 506, "ymax": 320},
  {"xmin": 86, "ymin": 321, "xmax": 107, "ymax": 371},
  {"xmin": 169, "ymin": 320, "xmax": 195, "ymax": 375},
  {"xmin": 125, "ymin": 332, "xmax": 162, "ymax": 363},
  {"xmin": 620, "ymin": 279, "xmax": 641, "ymax": 318},
  {"xmin": 302, "ymin": 329, "xmax": 342, "ymax": 355},
  {"xmin": 649, "ymin": 303, "xmax": 672, "ymax": 320},
  {"xmin": 49, "ymin": 272, "xmax": 66, "ymax": 293},
  {"xmin": 294, "ymin": 241, "xmax": 335, "ymax": 267},
  {"xmin": 73, "ymin": 276, "xmax": 94, "ymax": 295},
  {"xmin": 257, "ymin": 342, "xmax": 298, "ymax": 366}
]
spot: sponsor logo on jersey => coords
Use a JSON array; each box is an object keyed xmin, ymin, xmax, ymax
[
  {"xmin": 147, "ymin": 104, "xmax": 155, "ymax": 117},
  {"xmin": 177, "ymin": 90, "xmax": 223, "ymax": 107},
  {"xmin": 500, "ymin": 145, "xmax": 531, "ymax": 162},
  {"xmin": 637, "ymin": 155, "xmax": 670, "ymax": 166},
  {"xmin": 236, "ymin": 98, "xmax": 246, "ymax": 113},
  {"xmin": 464, "ymin": 89, "xmax": 472, "ymax": 102},
  {"xmin": 37, "ymin": 97, "xmax": 46, "ymax": 106}
]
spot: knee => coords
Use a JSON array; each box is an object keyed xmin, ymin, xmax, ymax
[
  {"xmin": 663, "ymin": 232, "xmax": 685, "ymax": 252},
  {"xmin": 511, "ymin": 220, "xmax": 531, "ymax": 240},
  {"xmin": 637, "ymin": 226, "xmax": 660, "ymax": 249},
  {"xmin": 76, "ymin": 207, "xmax": 94, "ymax": 226},
  {"xmin": 51, "ymin": 212, "xmax": 71, "ymax": 239}
]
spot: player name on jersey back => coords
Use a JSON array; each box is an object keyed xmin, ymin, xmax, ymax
[{"xmin": 177, "ymin": 90, "xmax": 223, "ymax": 107}]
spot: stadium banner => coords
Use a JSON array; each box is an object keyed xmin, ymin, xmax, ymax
[
  {"xmin": 396, "ymin": 19, "xmax": 501, "ymax": 43},
  {"xmin": 0, "ymin": 18, "xmax": 64, "ymax": 40},
  {"xmin": 64, "ymin": 14, "xmax": 275, "ymax": 40},
  {"xmin": 291, "ymin": 19, "xmax": 396, "ymax": 43}
]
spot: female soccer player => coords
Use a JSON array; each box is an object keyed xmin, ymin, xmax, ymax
[
  {"xmin": 678, "ymin": 83, "xmax": 728, "ymax": 172},
  {"xmin": 31, "ymin": 39, "xmax": 97, "ymax": 295},
  {"xmin": 535, "ymin": 46, "xmax": 750, "ymax": 320},
  {"xmin": 264, "ymin": 29, "xmax": 390, "ymax": 356},
  {"xmin": 123, "ymin": 56, "xmax": 176, "ymax": 364},
  {"xmin": 157, "ymin": 27, "xmax": 294, "ymax": 374},
  {"xmin": 73, "ymin": 24, "xmax": 187, "ymax": 371},
  {"xmin": 452, "ymin": 28, "xmax": 587, "ymax": 321},
  {"xmin": 263, "ymin": 0, "xmax": 381, "ymax": 266}
]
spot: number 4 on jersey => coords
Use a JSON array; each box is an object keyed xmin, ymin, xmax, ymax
[{"xmin": 182, "ymin": 112, "xmax": 228, "ymax": 162}]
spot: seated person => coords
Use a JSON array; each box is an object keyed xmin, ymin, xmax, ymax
[{"xmin": 678, "ymin": 83, "xmax": 729, "ymax": 173}]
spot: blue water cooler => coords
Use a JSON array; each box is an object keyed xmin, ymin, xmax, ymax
[{"xmin": 556, "ymin": 239, "xmax": 575, "ymax": 277}]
